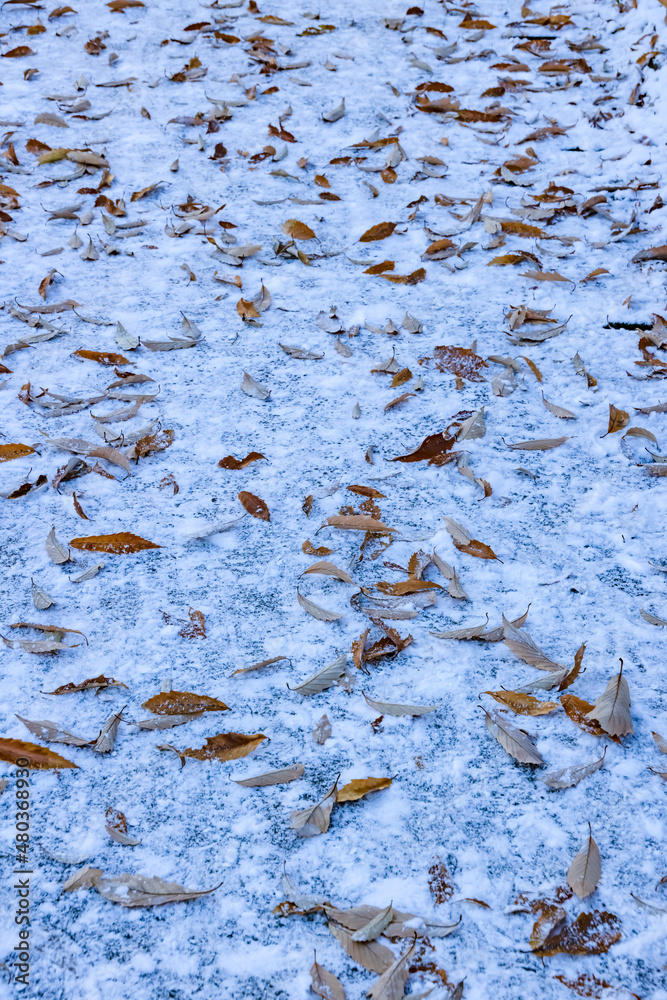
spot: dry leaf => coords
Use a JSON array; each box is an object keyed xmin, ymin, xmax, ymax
[
  {"xmin": 532, "ymin": 910, "xmax": 621, "ymax": 957},
  {"xmin": 241, "ymin": 372, "xmax": 271, "ymax": 400},
  {"xmin": 290, "ymin": 777, "xmax": 338, "ymax": 837},
  {"xmin": 586, "ymin": 662, "xmax": 633, "ymax": 737},
  {"xmin": 297, "ymin": 589, "xmax": 344, "ymax": 622},
  {"xmin": 289, "ymin": 654, "xmax": 347, "ymax": 694},
  {"xmin": 142, "ymin": 691, "xmax": 229, "ymax": 715},
  {"xmin": 94, "ymin": 873, "xmax": 219, "ymax": 907},
  {"xmin": 485, "ymin": 691, "xmax": 558, "ymax": 715},
  {"xmin": 560, "ymin": 694, "xmax": 622, "ymax": 744},
  {"xmin": 46, "ymin": 525, "xmax": 70, "ymax": 564},
  {"xmin": 163, "ymin": 732, "xmax": 267, "ymax": 764},
  {"xmin": 310, "ymin": 957, "xmax": 346, "ymax": 1000},
  {"xmin": 105, "ymin": 807, "xmax": 142, "ymax": 846},
  {"xmin": 303, "ymin": 561, "xmax": 354, "ymax": 584},
  {"xmin": 542, "ymin": 394, "xmax": 576, "ymax": 420},
  {"xmin": 366, "ymin": 942, "xmax": 414, "ymax": 1000},
  {"xmin": 92, "ymin": 710, "xmax": 123, "ymax": 753},
  {"xmin": 0, "ymin": 443, "xmax": 35, "ymax": 463},
  {"xmin": 434, "ymin": 345, "xmax": 487, "ymax": 381},
  {"xmin": 43, "ymin": 675, "xmax": 127, "ymax": 695},
  {"xmin": 363, "ymin": 691, "xmax": 439, "ymax": 717},
  {"xmin": 359, "ymin": 222, "xmax": 396, "ymax": 243},
  {"xmin": 70, "ymin": 533, "xmax": 160, "ymax": 554},
  {"xmin": 328, "ymin": 921, "xmax": 393, "ymax": 974},
  {"xmin": 483, "ymin": 708, "xmax": 545, "ymax": 765},
  {"xmin": 504, "ymin": 437, "xmax": 569, "ymax": 451},
  {"xmin": 238, "ymin": 491, "xmax": 270, "ymax": 521},
  {"xmin": 502, "ymin": 616, "xmax": 563, "ymax": 671},
  {"xmin": 543, "ymin": 751, "xmax": 606, "ymax": 790},
  {"xmin": 230, "ymin": 655, "xmax": 290, "ymax": 678},
  {"xmin": 17, "ymin": 715, "xmax": 90, "ymax": 746},
  {"xmin": 567, "ymin": 827, "xmax": 601, "ymax": 899},
  {"xmin": 282, "ymin": 219, "xmax": 316, "ymax": 240},
  {"xmin": 443, "ymin": 517, "xmax": 500, "ymax": 561},
  {"xmin": 602, "ymin": 404, "xmax": 629, "ymax": 437},
  {"xmin": 337, "ymin": 777, "xmax": 392, "ymax": 802},
  {"xmin": 428, "ymin": 858, "xmax": 454, "ymax": 904},
  {"xmin": 0, "ymin": 738, "xmax": 78, "ymax": 769},
  {"xmin": 323, "ymin": 515, "xmax": 395, "ymax": 532},
  {"xmin": 31, "ymin": 579, "xmax": 54, "ymax": 610},
  {"xmin": 351, "ymin": 903, "xmax": 394, "ymax": 942},
  {"xmin": 392, "ymin": 432, "xmax": 455, "ymax": 464},
  {"xmin": 653, "ymin": 732, "xmax": 667, "ymax": 754},
  {"xmin": 232, "ymin": 763, "xmax": 304, "ymax": 787}
]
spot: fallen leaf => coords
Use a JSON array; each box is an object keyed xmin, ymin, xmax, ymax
[
  {"xmin": 443, "ymin": 517, "xmax": 500, "ymax": 561},
  {"xmin": 504, "ymin": 437, "xmax": 569, "ymax": 451},
  {"xmin": 328, "ymin": 922, "xmax": 393, "ymax": 974},
  {"xmin": 230, "ymin": 655, "xmax": 291, "ymax": 678},
  {"xmin": 282, "ymin": 219, "xmax": 316, "ymax": 240},
  {"xmin": 429, "ymin": 858, "xmax": 455, "ymax": 904},
  {"xmin": 543, "ymin": 751, "xmax": 606, "ymax": 791},
  {"xmin": 105, "ymin": 807, "xmax": 142, "ymax": 846},
  {"xmin": 485, "ymin": 691, "xmax": 558, "ymax": 715},
  {"xmin": 586, "ymin": 661, "xmax": 633, "ymax": 737},
  {"xmin": 532, "ymin": 910, "xmax": 621, "ymax": 957},
  {"xmin": 289, "ymin": 654, "xmax": 347, "ymax": 694},
  {"xmin": 567, "ymin": 826, "xmax": 601, "ymax": 899},
  {"xmin": 366, "ymin": 942, "xmax": 415, "ymax": 1000},
  {"xmin": 0, "ymin": 738, "xmax": 78, "ymax": 769},
  {"xmin": 602, "ymin": 404, "xmax": 629, "ymax": 437},
  {"xmin": 336, "ymin": 776, "xmax": 392, "ymax": 802},
  {"xmin": 323, "ymin": 515, "xmax": 395, "ymax": 532},
  {"xmin": 502, "ymin": 616, "xmax": 563, "ymax": 671},
  {"xmin": 232, "ymin": 763, "xmax": 304, "ymax": 787},
  {"xmin": 434, "ymin": 345, "xmax": 487, "ymax": 381},
  {"xmin": 70, "ymin": 533, "xmax": 160, "ymax": 554},
  {"xmin": 163, "ymin": 732, "xmax": 267, "ymax": 764},
  {"xmin": 0, "ymin": 443, "xmax": 35, "ymax": 463},
  {"xmin": 310, "ymin": 957, "xmax": 346, "ymax": 1000},
  {"xmin": 142, "ymin": 691, "xmax": 229, "ymax": 715},
  {"xmin": 94, "ymin": 873, "xmax": 219, "ymax": 907},
  {"xmin": 363, "ymin": 692, "xmax": 439, "ymax": 717},
  {"xmin": 241, "ymin": 372, "xmax": 271, "ymax": 400},
  {"xmin": 653, "ymin": 732, "xmax": 667, "ymax": 754},
  {"xmin": 73, "ymin": 349, "xmax": 130, "ymax": 366},
  {"xmin": 290, "ymin": 777, "xmax": 338, "ymax": 837},
  {"xmin": 483, "ymin": 707, "xmax": 545, "ymax": 765},
  {"xmin": 43, "ymin": 675, "xmax": 126, "ymax": 695},
  {"xmin": 303, "ymin": 561, "xmax": 354, "ymax": 584},
  {"xmin": 46, "ymin": 526, "xmax": 70, "ymax": 564},
  {"xmin": 542, "ymin": 395, "xmax": 576, "ymax": 420},
  {"xmin": 560, "ymin": 694, "xmax": 622, "ymax": 744},
  {"xmin": 359, "ymin": 222, "xmax": 396, "ymax": 242}
]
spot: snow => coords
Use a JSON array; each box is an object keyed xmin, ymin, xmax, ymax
[{"xmin": 1, "ymin": 0, "xmax": 667, "ymax": 997}]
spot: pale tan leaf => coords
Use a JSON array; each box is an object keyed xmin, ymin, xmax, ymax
[
  {"xmin": 483, "ymin": 708, "xmax": 545, "ymax": 765},
  {"xmin": 351, "ymin": 902, "xmax": 394, "ymax": 941},
  {"xmin": 46, "ymin": 525, "xmax": 69, "ymax": 564},
  {"xmin": 289, "ymin": 654, "xmax": 347, "ymax": 695},
  {"xmin": 31, "ymin": 579, "xmax": 54, "ymax": 610},
  {"xmin": 230, "ymin": 655, "xmax": 290, "ymax": 677},
  {"xmin": 641, "ymin": 609, "xmax": 667, "ymax": 626},
  {"xmin": 302, "ymin": 561, "xmax": 354, "ymax": 584},
  {"xmin": 241, "ymin": 372, "xmax": 271, "ymax": 400},
  {"xmin": 323, "ymin": 515, "xmax": 395, "ymax": 532},
  {"xmin": 653, "ymin": 732, "xmax": 667, "ymax": 754},
  {"xmin": 310, "ymin": 958, "xmax": 346, "ymax": 1000},
  {"xmin": 94, "ymin": 873, "xmax": 220, "ymax": 907},
  {"xmin": 504, "ymin": 437, "xmax": 569, "ymax": 451},
  {"xmin": 542, "ymin": 394, "xmax": 576, "ymax": 420},
  {"xmin": 16, "ymin": 715, "xmax": 90, "ymax": 746},
  {"xmin": 502, "ymin": 615, "xmax": 564, "ymax": 671},
  {"xmin": 366, "ymin": 942, "xmax": 415, "ymax": 1000},
  {"xmin": 92, "ymin": 710, "xmax": 123, "ymax": 753},
  {"xmin": 328, "ymin": 921, "xmax": 393, "ymax": 974},
  {"xmin": 586, "ymin": 663, "xmax": 633, "ymax": 737},
  {"xmin": 543, "ymin": 751, "xmax": 606, "ymax": 790},
  {"xmin": 62, "ymin": 866, "xmax": 103, "ymax": 892},
  {"xmin": 290, "ymin": 778, "xmax": 338, "ymax": 837},
  {"xmin": 232, "ymin": 763, "xmax": 304, "ymax": 787},
  {"xmin": 567, "ymin": 828, "xmax": 601, "ymax": 899},
  {"xmin": 297, "ymin": 589, "xmax": 344, "ymax": 622},
  {"xmin": 363, "ymin": 691, "xmax": 439, "ymax": 717}
]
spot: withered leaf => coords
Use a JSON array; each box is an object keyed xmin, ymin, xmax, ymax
[
  {"xmin": 653, "ymin": 732, "xmax": 667, "ymax": 754},
  {"xmin": 323, "ymin": 515, "xmax": 395, "ymax": 532},
  {"xmin": 46, "ymin": 525, "xmax": 70, "ymax": 564},
  {"xmin": 381, "ymin": 268, "xmax": 426, "ymax": 285},
  {"xmin": 94, "ymin": 873, "xmax": 220, "ymax": 908},
  {"xmin": 17, "ymin": 715, "xmax": 91, "ymax": 746},
  {"xmin": 0, "ymin": 738, "xmax": 78, "ymax": 769},
  {"xmin": 502, "ymin": 616, "xmax": 563, "ymax": 671},
  {"xmin": 73, "ymin": 349, "xmax": 130, "ymax": 366},
  {"xmin": 560, "ymin": 694, "xmax": 622, "ymax": 744},
  {"xmin": 485, "ymin": 691, "xmax": 558, "ymax": 715},
  {"xmin": 70, "ymin": 533, "xmax": 160, "ymax": 554},
  {"xmin": 43, "ymin": 675, "xmax": 126, "ymax": 695},
  {"xmin": 303, "ymin": 540, "xmax": 334, "ymax": 556},
  {"xmin": 602, "ymin": 404, "xmax": 629, "ymax": 437},
  {"xmin": 290, "ymin": 777, "xmax": 338, "ymax": 837},
  {"xmin": 31, "ymin": 579, "xmax": 54, "ymax": 610},
  {"xmin": 238, "ymin": 490, "xmax": 270, "ymax": 521},
  {"xmin": 542, "ymin": 394, "xmax": 576, "ymax": 420},
  {"xmin": 363, "ymin": 691, "xmax": 439, "ymax": 717},
  {"xmin": 504, "ymin": 437, "xmax": 569, "ymax": 451},
  {"xmin": 443, "ymin": 517, "xmax": 500, "ymax": 561},
  {"xmin": 92, "ymin": 710, "xmax": 123, "ymax": 753},
  {"xmin": 375, "ymin": 579, "xmax": 441, "ymax": 596},
  {"xmin": 336, "ymin": 776, "xmax": 392, "ymax": 802},
  {"xmin": 0, "ymin": 443, "xmax": 35, "ymax": 463},
  {"xmin": 282, "ymin": 218, "xmax": 316, "ymax": 240},
  {"xmin": 241, "ymin": 372, "xmax": 270, "ymax": 400},
  {"xmin": 232, "ymin": 763, "xmax": 304, "ymax": 787},
  {"xmin": 297, "ymin": 589, "xmax": 344, "ymax": 622},
  {"xmin": 392, "ymin": 432, "xmax": 455, "ymax": 464},
  {"xmin": 586, "ymin": 662, "xmax": 633, "ymax": 737},
  {"xmin": 532, "ymin": 910, "xmax": 621, "ymax": 957},
  {"xmin": 359, "ymin": 222, "xmax": 396, "ymax": 243},
  {"xmin": 105, "ymin": 807, "xmax": 142, "ymax": 846},
  {"xmin": 483, "ymin": 708, "xmax": 545, "ymax": 765},
  {"xmin": 230, "ymin": 655, "xmax": 290, "ymax": 678},
  {"xmin": 303, "ymin": 561, "xmax": 354, "ymax": 584},
  {"xmin": 434, "ymin": 345, "xmax": 487, "ymax": 381},
  {"xmin": 289, "ymin": 654, "xmax": 347, "ymax": 694},
  {"xmin": 162, "ymin": 732, "xmax": 267, "ymax": 763},
  {"xmin": 142, "ymin": 691, "xmax": 229, "ymax": 715},
  {"xmin": 429, "ymin": 858, "xmax": 455, "ymax": 904},
  {"xmin": 366, "ymin": 942, "xmax": 415, "ymax": 1000},
  {"xmin": 543, "ymin": 751, "xmax": 606, "ymax": 791},
  {"xmin": 567, "ymin": 827, "xmax": 601, "ymax": 899},
  {"xmin": 310, "ymin": 958, "xmax": 346, "ymax": 1000},
  {"xmin": 328, "ymin": 922, "xmax": 393, "ymax": 974}
]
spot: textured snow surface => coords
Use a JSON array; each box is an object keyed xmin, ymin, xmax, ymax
[{"xmin": 1, "ymin": 0, "xmax": 667, "ymax": 998}]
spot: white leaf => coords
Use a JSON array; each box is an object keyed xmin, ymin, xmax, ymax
[
  {"xmin": 290, "ymin": 778, "xmax": 338, "ymax": 837},
  {"xmin": 46, "ymin": 526, "xmax": 69, "ymax": 565},
  {"xmin": 17, "ymin": 715, "xmax": 90, "ymax": 747},
  {"xmin": 543, "ymin": 752, "xmax": 606, "ymax": 790},
  {"xmin": 323, "ymin": 98, "xmax": 345, "ymax": 122},
  {"xmin": 542, "ymin": 393, "xmax": 576, "ymax": 419},
  {"xmin": 502, "ymin": 615, "xmax": 563, "ymax": 671},
  {"xmin": 31, "ymin": 578, "xmax": 54, "ymax": 610},
  {"xmin": 289, "ymin": 654, "xmax": 347, "ymax": 695},
  {"xmin": 92, "ymin": 710, "xmax": 123, "ymax": 753},
  {"xmin": 232, "ymin": 763, "xmax": 305, "ymax": 787},
  {"xmin": 241, "ymin": 372, "xmax": 271, "ymax": 400},
  {"xmin": 363, "ymin": 691, "xmax": 439, "ymax": 717},
  {"xmin": 70, "ymin": 561, "xmax": 104, "ymax": 583},
  {"xmin": 94, "ymin": 873, "xmax": 220, "ymax": 907},
  {"xmin": 115, "ymin": 321, "xmax": 138, "ymax": 350}
]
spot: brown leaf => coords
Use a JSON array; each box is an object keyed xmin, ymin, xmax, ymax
[
  {"xmin": 303, "ymin": 561, "xmax": 355, "ymax": 584},
  {"xmin": 444, "ymin": 517, "xmax": 500, "ymax": 561},
  {"xmin": 142, "ymin": 691, "xmax": 228, "ymax": 715},
  {"xmin": 161, "ymin": 607, "xmax": 206, "ymax": 639},
  {"xmin": 375, "ymin": 580, "xmax": 441, "ymax": 596},
  {"xmin": 560, "ymin": 694, "xmax": 622, "ymax": 744},
  {"xmin": 323, "ymin": 515, "xmax": 395, "ymax": 532},
  {"xmin": 238, "ymin": 491, "xmax": 270, "ymax": 521},
  {"xmin": 105, "ymin": 807, "xmax": 142, "ymax": 846},
  {"xmin": 230, "ymin": 655, "xmax": 291, "ymax": 678},
  {"xmin": 381, "ymin": 268, "xmax": 426, "ymax": 285},
  {"xmin": 336, "ymin": 776, "xmax": 392, "ymax": 802},
  {"xmin": 359, "ymin": 222, "xmax": 396, "ymax": 243},
  {"xmin": 532, "ymin": 910, "xmax": 621, "ymax": 957},
  {"xmin": 218, "ymin": 451, "xmax": 266, "ymax": 470},
  {"xmin": 602, "ymin": 404, "xmax": 629, "ymax": 436},
  {"xmin": 310, "ymin": 957, "xmax": 346, "ymax": 1000},
  {"xmin": 347, "ymin": 485, "xmax": 386, "ymax": 499},
  {"xmin": 43, "ymin": 675, "xmax": 127, "ymax": 695},
  {"xmin": 70, "ymin": 532, "xmax": 160, "ymax": 554},
  {"xmin": 237, "ymin": 298, "xmax": 259, "ymax": 320},
  {"xmin": 429, "ymin": 857, "xmax": 454, "ymax": 904},
  {"xmin": 0, "ymin": 738, "xmax": 78, "ymax": 769},
  {"xmin": 297, "ymin": 589, "xmax": 344, "ymax": 623},
  {"xmin": 163, "ymin": 732, "xmax": 267, "ymax": 763},
  {"xmin": 392, "ymin": 432, "xmax": 456, "ymax": 464},
  {"xmin": 632, "ymin": 245, "xmax": 667, "ymax": 264},
  {"xmin": 303, "ymin": 540, "xmax": 334, "ymax": 556},
  {"xmin": 282, "ymin": 219, "xmax": 316, "ymax": 240},
  {"xmin": 434, "ymin": 345, "xmax": 487, "ymax": 381},
  {"xmin": 2, "ymin": 46, "xmax": 35, "ymax": 58},
  {"xmin": 73, "ymin": 349, "xmax": 130, "ymax": 366},
  {"xmin": 133, "ymin": 429, "xmax": 175, "ymax": 460},
  {"xmin": 328, "ymin": 922, "xmax": 393, "ymax": 974},
  {"xmin": 485, "ymin": 691, "xmax": 558, "ymax": 715},
  {"xmin": 0, "ymin": 443, "xmax": 35, "ymax": 463}
]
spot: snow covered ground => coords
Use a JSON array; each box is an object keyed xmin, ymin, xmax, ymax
[{"xmin": 1, "ymin": 0, "xmax": 667, "ymax": 997}]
